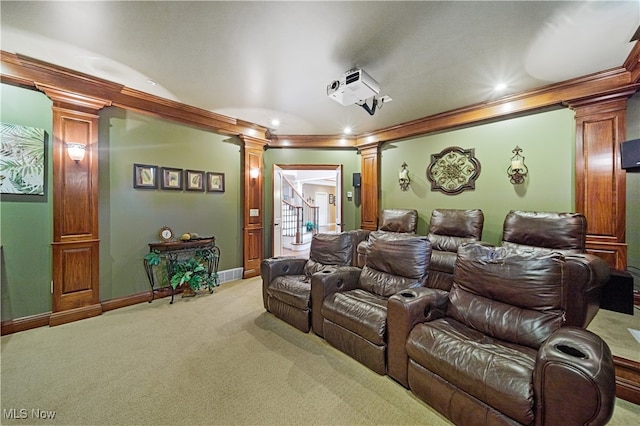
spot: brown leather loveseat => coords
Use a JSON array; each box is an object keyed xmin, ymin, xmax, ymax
[{"xmin": 387, "ymin": 243, "xmax": 614, "ymax": 425}]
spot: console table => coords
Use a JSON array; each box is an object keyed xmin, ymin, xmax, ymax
[{"xmin": 143, "ymin": 237, "xmax": 220, "ymax": 304}]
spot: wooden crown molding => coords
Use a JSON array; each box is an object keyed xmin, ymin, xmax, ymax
[
  {"xmin": 2, "ymin": 41, "xmax": 640, "ymax": 147},
  {"xmin": 36, "ymin": 84, "xmax": 112, "ymax": 112},
  {"xmin": 623, "ymin": 41, "xmax": 640, "ymax": 83},
  {"xmin": 355, "ymin": 64, "xmax": 639, "ymax": 146},
  {"xmin": 240, "ymin": 135, "xmax": 269, "ymax": 150},
  {"xmin": 268, "ymin": 134, "xmax": 358, "ymax": 149},
  {"xmin": 1, "ymin": 51, "xmax": 270, "ymax": 140}
]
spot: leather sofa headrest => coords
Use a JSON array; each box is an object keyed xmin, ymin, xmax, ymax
[{"xmin": 501, "ymin": 210, "xmax": 586, "ymax": 252}]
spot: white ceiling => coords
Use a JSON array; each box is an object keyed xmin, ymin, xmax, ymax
[{"xmin": 1, "ymin": 1, "xmax": 638, "ymax": 136}]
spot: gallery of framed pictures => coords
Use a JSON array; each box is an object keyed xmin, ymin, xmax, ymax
[
  {"xmin": 133, "ymin": 163, "xmax": 224, "ymax": 193},
  {"xmin": 0, "ymin": 122, "xmax": 47, "ymax": 196}
]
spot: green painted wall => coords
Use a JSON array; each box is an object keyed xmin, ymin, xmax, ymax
[
  {"xmin": 98, "ymin": 108, "xmax": 243, "ymax": 300},
  {"xmin": 380, "ymin": 108, "xmax": 575, "ymax": 245},
  {"xmin": 626, "ymin": 93, "xmax": 640, "ymax": 281},
  {"xmin": 0, "ymin": 83, "xmax": 635, "ymax": 320},
  {"xmin": 263, "ymin": 148, "xmax": 361, "ymax": 258},
  {"xmin": 0, "ymin": 84, "xmax": 53, "ymax": 320}
]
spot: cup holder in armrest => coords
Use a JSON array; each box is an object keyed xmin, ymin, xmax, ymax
[
  {"xmin": 399, "ymin": 291, "xmax": 415, "ymax": 298},
  {"xmin": 322, "ymin": 269, "xmax": 333, "ymax": 273},
  {"xmin": 555, "ymin": 344, "xmax": 588, "ymax": 359}
]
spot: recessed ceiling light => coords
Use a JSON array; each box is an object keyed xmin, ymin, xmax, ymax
[
  {"xmin": 343, "ymin": 127, "xmax": 352, "ymax": 135},
  {"xmin": 146, "ymin": 79, "xmax": 157, "ymax": 86},
  {"xmin": 271, "ymin": 119, "xmax": 280, "ymax": 127},
  {"xmin": 494, "ymin": 83, "xmax": 507, "ymax": 91}
]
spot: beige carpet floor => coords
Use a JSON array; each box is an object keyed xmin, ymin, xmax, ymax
[{"xmin": 1, "ymin": 277, "xmax": 639, "ymax": 425}]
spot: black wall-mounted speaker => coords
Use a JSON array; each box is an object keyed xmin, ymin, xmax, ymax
[
  {"xmin": 352, "ymin": 172, "xmax": 361, "ymax": 187},
  {"xmin": 621, "ymin": 138, "xmax": 640, "ymax": 170}
]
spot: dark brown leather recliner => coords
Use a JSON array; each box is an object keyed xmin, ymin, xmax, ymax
[
  {"xmin": 317, "ymin": 234, "xmax": 431, "ymax": 374},
  {"xmin": 501, "ymin": 210, "xmax": 586, "ymax": 253},
  {"xmin": 356, "ymin": 209, "xmax": 418, "ymax": 268},
  {"xmin": 500, "ymin": 210, "xmax": 603, "ymax": 327},
  {"xmin": 261, "ymin": 232, "xmax": 355, "ymax": 333},
  {"xmin": 427, "ymin": 208, "xmax": 484, "ymax": 291},
  {"xmin": 387, "ymin": 243, "xmax": 614, "ymax": 426}
]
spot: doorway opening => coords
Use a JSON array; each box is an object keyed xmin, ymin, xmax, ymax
[{"xmin": 273, "ymin": 164, "xmax": 342, "ymax": 258}]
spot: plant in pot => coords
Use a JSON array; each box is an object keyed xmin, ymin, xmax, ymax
[
  {"xmin": 144, "ymin": 250, "xmax": 219, "ymax": 297},
  {"xmin": 304, "ymin": 221, "xmax": 317, "ymax": 232}
]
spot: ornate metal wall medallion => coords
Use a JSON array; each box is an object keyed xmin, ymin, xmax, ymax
[{"xmin": 426, "ymin": 146, "xmax": 481, "ymax": 195}]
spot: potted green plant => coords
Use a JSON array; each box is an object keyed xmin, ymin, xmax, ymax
[
  {"xmin": 304, "ymin": 221, "xmax": 316, "ymax": 232},
  {"xmin": 144, "ymin": 250, "xmax": 219, "ymax": 295}
]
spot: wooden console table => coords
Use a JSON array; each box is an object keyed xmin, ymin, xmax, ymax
[{"xmin": 143, "ymin": 238, "xmax": 220, "ymax": 304}]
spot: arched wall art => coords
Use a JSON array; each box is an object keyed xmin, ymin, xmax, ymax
[{"xmin": 426, "ymin": 146, "xmax": 481, "ymax": 195}]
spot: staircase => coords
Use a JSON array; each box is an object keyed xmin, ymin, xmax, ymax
[{"xmin": 281, "ymin": 175, "xmax": 319, "ymax": 251}]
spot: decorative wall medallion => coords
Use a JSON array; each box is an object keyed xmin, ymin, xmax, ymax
[{"xmin": 426, "ymin": 146, "xmax": 481, "ymax": 195}]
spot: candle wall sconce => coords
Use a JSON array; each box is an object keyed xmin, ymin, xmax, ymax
[
  {"xmin": 507, "ymin": 145, "xmax": 528, "ymax": 185},
  {"xmin": 399, "ymin": 162, "xmax": 410, "ymax": 191}
]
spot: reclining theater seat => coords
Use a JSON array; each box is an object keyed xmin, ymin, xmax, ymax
[
  {"xmin": 501, "ymin": 210, "xmax": 586, "ymax": 254},
  {"xmin": 356, "ymin": 208, "xmax": 418, "ymax": 268},
  {"xmin": 319, "ymin": 235, "xmax": 431, "ymax": 375},
  {"xmin": 500, "ymin": 210, "xmax": 605, "ymax": 327},
  {"xmin": 427, "ymin": 208, "xmax": 484, "ymax": 291},
  {"xmin": 261, "ymin": 232, "xmax": 354, "ymax": 333},
  {"xmin": 387, "ymin": 243, "xmax": 614, "ymax": 426}
]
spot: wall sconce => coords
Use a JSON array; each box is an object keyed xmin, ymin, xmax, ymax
[
  {"xmin": 66, "ymin": 142, "xmax": 86, "ymax": 163},
  {"xmin": 398, "ymin": 162, "xmax": 410, "ymax": 191},
  {"xmin": 507, "ymin": 145, "xmax": 528, "ymax": 185},
  {"xmin": 249, "ymin": 167, "xmax": 260, "ymax": 179}
]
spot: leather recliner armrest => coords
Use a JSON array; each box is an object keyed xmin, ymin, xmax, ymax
[
  {"xmin": 564, "ymin": 253, "xmax": 611, "ymax": 327},
  {"xmin": 260, "ymin": 257, "xmax": 307, "ymax": 309},
  {"xmin": 310, "ymin": 266, "xmax": 361, "ymax": 336},
  {"xmin": 534, "ymin": 327, "xmax": 615, "ymax": 426},
  {"xmin": 387, "ymin": 287, "xmax": 449, "ymax": 387}
]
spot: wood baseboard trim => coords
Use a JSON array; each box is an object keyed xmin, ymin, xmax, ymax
[
  {"xmin": 613, "ymin": 355, "xmax": 640, "ymax": 404},
  {"xmin": 49, "ymin": 304, "xmax": 102, "ymax": 327},
  {"xmin": 101, "ymin": 291, "xmax": 152, "ymax": 312},
  {"xmin": 0, "ymin": 312, "xmax": 51, "ymax": 336},
  {"xmin": 101, "ymin": 288, "xmax": 180, "ymax": 311}
]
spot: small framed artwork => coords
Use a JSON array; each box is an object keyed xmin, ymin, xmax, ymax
[
  {"xmin": 161, "ymin": 167, "xmax": 183, "ymax": 190},
  {"xmin": 133, "ymin": 163, "xmax": 158, "ymax": 189},
  {"xmin": 206, "ymin": 172, "xmax": 225, "ymax": 193},
  {"xmin": 185, "ymin": 169, "xmax": 205, "ymax": 192}
]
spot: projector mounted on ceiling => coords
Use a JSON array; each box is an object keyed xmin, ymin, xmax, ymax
[{"xmin": 327, "ymin": 68, "xmax": 390, "ymax": 116}]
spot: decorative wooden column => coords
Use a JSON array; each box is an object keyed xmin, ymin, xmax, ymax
[
  {"xmin": 569, "ymin": 91, "xmax": 636, "ymax": 270},
  {"xmin": 38, "ymin": 85, "xmax": 111, "ymax": 326},
  {"xmin": 240, "ymin": 135, "xmax": 267, "ymax": 278},
  {"xmin": 358, "ymin": 142, "xmax": 381, "ymax": 231}
]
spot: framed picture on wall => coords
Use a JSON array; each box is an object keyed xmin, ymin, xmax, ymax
[
  {"xmin": 185, "ymin": 169, "xmax": 205, "ymax": 191},
  {"xmin": 206, "ymin": 172, "xmax": 225, "ymax": 193},
  {"xmin": 329, "ymin": 194, "xmax": 335, "ymax": 205},
  {"xmin": 161, "ymin": 167, "xmax": 183, "ymax": 190},
  {"xmin": 133, "ymin": 163, "xmax": 158, "ymax": 189}
]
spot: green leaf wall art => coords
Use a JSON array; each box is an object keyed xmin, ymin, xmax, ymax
[{"xmin": 0, "ymin": 122, "xmax": 46, "ymax": 195}]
